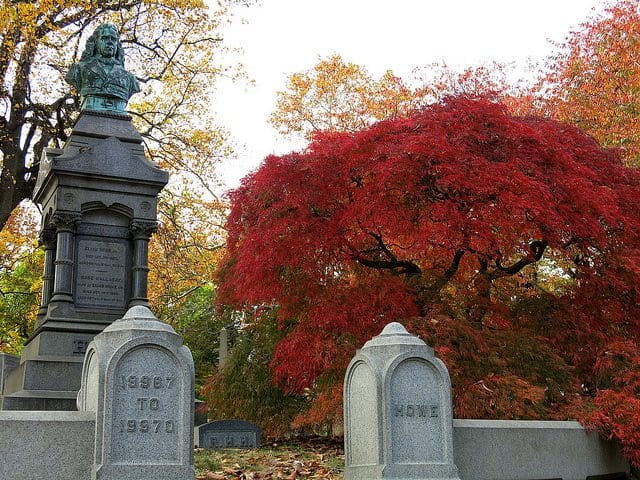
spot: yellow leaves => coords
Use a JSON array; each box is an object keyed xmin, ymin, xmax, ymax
[
  {"xmin": 270, "ymin": 54, "xmax": 423, "ymax": 140},
  {"xmin": 0, "ymin": 203, "xmax": 39, "ymax": 269},
  {"xmin": 0, "ymin": 202, "xmax": 42, "ymax": 353}
]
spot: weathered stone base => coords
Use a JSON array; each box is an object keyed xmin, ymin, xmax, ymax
[
  {"xmin": 1, "ymin": 389, "xmax": 77, "ymax": 410},
  {"xmin": 1, "ymin": 355, "xmax": 84, "ymax": 410},
  {"xmin": 0, "ymin": 352, "xmax": 19, "ymax": 392},
  {"xmin": 0, "ymin": 331, "xmax": 98, "ymax": 410}
]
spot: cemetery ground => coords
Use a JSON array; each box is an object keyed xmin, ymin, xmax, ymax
[{"xmin": 195, "ymin": 436, "xmax": 344, "ymax": 479}]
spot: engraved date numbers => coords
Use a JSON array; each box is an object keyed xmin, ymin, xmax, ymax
[
  {"xmin": 119, "ymin": 419, "xmax": 175, "ymax": 434},
  {"xmin": 119, "ymin": 375, "xmax": 175, "ymax": 390}
]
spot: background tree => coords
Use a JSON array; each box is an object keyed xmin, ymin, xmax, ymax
[
  {"xmin": 202, "ymin": 308, "xmax": 306, "ymax": 437},
  {"xmin": 414, "ymin": 61, "xmax": 542, "ymax": 116},
  {"xmin": 269, "ymin": 54, "xmax": 544, "ymax": 145},
  {"xmin": 541, "ymin": 0, "xmax": 640, "ymax": 166},
  {"xmin": 269, "ymin": 54, "xmax": 422, "ymax": 140},
  {"xmin": 0, "ymin": 204, "xmax": 40, "ymax": 352},
  {"xmin": 215, "ymin": 97, "xmax": 640, "ymax": 459}
]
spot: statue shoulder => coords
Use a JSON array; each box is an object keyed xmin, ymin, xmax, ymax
[{"xmin": 65, "ymin": 62, "xmax": 80, "ymax": 86}]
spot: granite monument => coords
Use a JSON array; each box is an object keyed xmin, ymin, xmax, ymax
[
  {"xmin": 0, "ymin": 22, "xmax": 168, "ymax": 410},
  {"xmin": 195, "ymin": 419, "xmax": 262, "ymax": 449}
]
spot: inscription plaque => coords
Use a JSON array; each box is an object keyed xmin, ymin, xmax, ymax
[
  {"xmin": 75, "ymin": 238, "xmax": 127, "ymax": 308},
  {"xmin": 110, "ymin": 346, "xmax": 180, "ymax": 463},
  {"xmin": 205, "ymin": 431, "xmax": 257, "ymax": 448}
]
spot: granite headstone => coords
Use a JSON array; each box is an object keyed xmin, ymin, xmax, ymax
[
  {"xmin": 77, "ymin": 305, "xmax": 194, "ymax": 480},
  {"xmin": 344, "ymin": 322, "xmax": 460, "ymax": 480},
  {"xmin": 195, "ymin": 419, "xmax": 262, "ymax": 449}
]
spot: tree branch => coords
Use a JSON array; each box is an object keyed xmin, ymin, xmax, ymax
[{"xmin": 489, "ymin": 240, "xmax": 548, "ymax": 279}]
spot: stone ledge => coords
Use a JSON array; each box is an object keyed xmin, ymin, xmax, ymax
[
  {"xmin": 0, "ymin": 411, "xmax": 95, "ymax": 480},
  {"xmin": 453, "ymin": 419, "xmax": 629, "ymax": 480}
]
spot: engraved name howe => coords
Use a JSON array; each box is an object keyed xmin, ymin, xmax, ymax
[
  {"xmin": 75, "ymin": 238, "xmax": 128, "ymax": 308},
  {"xmin": 110, "ymin": 346, "xmax": 181, "ymax": 463}
]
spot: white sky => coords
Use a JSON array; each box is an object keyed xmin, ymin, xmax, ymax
[{"xmin": 212, "ymin": 0, "xmax": 607, "ymax": 191}]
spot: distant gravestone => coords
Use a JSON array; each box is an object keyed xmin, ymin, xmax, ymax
[
  {"xmin": 344, "ymin": 322, "xmax": 460, "ymax": 480},
  {"xmin": 218, "ymin": 327, "xmax": 229, "ymax": 367},
  {"xmin": 77, "ymin": 305, "xmax": 194, "ymax": 480},
  {"xmin": 196, "ymin": 419, "xmax": 262, "ymax": 449}
]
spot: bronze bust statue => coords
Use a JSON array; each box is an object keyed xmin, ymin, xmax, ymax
[{"xmin": 66, "ymin": 23, "xmax": 140, "ymax": 113}]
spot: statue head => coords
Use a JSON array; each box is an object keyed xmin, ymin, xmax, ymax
[
  {"xmin": 66, "ymin": 22, "xmax": 140, "ymax": 113},
  {"xmin": 81, "ymin": 23, "xmax": 125, "ymax": 65}
]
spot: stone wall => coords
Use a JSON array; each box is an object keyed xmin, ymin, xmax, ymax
[
  {"xmin": 453, "ymin": 419, "xmax": 628, "ymax": 480},
  {"xmin": 0, "ymin": 411, "xmax": 95, "ymax": 480}
]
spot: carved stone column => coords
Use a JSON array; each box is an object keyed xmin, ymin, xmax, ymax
[
  {"xmin": 128, "ymin": 220, "xmax": 157, "ymax": 307},
  {"xmin": 36, "ymin": 227, "xmax": 57, "ymax": 320},
  {"xmin": 50, "ymin": 212, "xmax": 81, "ymax": 303}
]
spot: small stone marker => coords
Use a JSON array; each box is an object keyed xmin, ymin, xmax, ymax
[
  {"xmin": 77, "ymin": 305, "xmax": 195, "ymax": 480},
  {"xmin": 196, "ymin": 419, "xmax": 262, "ymax": 449},
  {"xmin": 344, "ymin": 322, "xmax": 460, "ymax": 480}
]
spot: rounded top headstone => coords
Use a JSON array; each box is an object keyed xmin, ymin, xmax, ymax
[
  {"xmin": 380, "ymin": 322, "xmax": 410, "ymax": 335},
  {"xmin": 123, "ymin": 305, "xmax": 154, "ymax": 319},
  {"xmin": 361, "ymin": 321, "xmax": 428, "ymax": 349},
  {"xmin": 103, "ymin": 305, "xmax": 176, "ymax": 334}
]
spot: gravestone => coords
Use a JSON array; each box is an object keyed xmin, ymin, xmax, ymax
[
  {"xmin": 0, "ymin": 24, "xmax": 168, "ymax": 410},
  {"xmin": 77, "ymin": 305, "xmax": 195, "ymax": 479},
  {"xmin": 344, "ymin": 322, "xmax": 460, "ymax": 480},
  {"xmin": 195, "ymin": 419, "xmax": 262, "ymax": 449}
]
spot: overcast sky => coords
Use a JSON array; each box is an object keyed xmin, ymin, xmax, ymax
[{"xmin": 213, "ymin": 0, "xmax": 607, "ymax": 191}]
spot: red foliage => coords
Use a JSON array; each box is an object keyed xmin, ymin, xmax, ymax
[{"xmin": 218, "ymin": 96, "xmax": 640, "ymax": 457}]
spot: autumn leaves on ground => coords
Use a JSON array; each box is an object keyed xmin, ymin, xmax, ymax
[{"xmin": 195, "ymin": 438, "xmax": 343, "ymax": 480}]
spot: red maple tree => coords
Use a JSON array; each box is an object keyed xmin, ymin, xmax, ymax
[{"xmin": 217, "ymin": 96, "xmax": 640, "ymax": 460}]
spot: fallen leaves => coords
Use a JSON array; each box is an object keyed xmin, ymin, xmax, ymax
[{"xmin": 195, "ymin": 438, "xmax": 344, "ymax": 480}]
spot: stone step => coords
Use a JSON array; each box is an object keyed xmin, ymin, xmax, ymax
[
  {"xmin": 1, "ymin": 389, "xmax": 77, "ymax": 411},
  {"xmin": 3, "ymin": 359, "xmax": 82, "ymax": 394}
]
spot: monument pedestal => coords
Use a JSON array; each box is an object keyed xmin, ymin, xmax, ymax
[{"xmin": 0, "ymin": 110, "xmax": 168, "ymax": 411}]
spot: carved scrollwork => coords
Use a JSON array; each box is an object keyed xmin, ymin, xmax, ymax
[
  {"xmin": 38, "ymin": 226, "xmax": 57, "ymax": 247},
  {"xmin": 129, "ymin": 220, "xmax": 158, "ymax": 240},
  {"xmin": 51, "ymin": 212, "xmax": 82, "ymax": 231}
]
